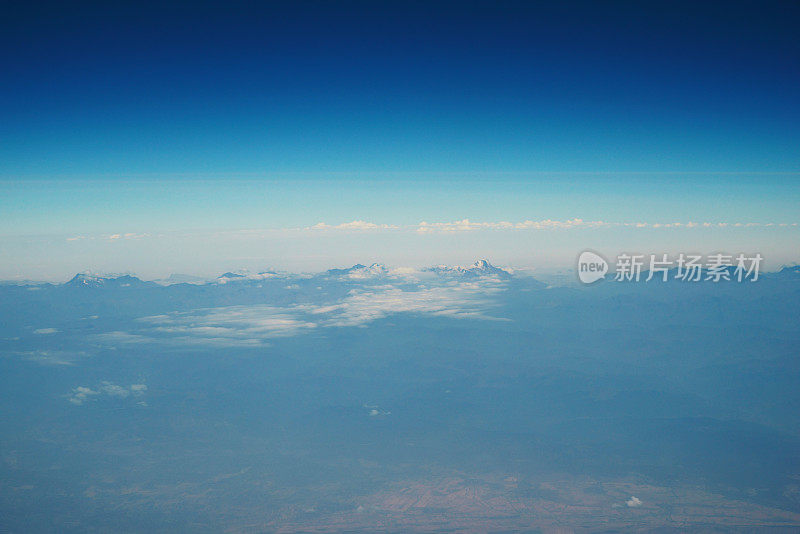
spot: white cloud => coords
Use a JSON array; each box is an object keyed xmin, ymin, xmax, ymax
[
  {"xmin": 65, "ymin": 233, "xmax": 148, "ymax": 242},
  {"xmin": 68, "ymin": 386, "xmax": 100, "ymax": 405},
  {"xmin": 364, "ymin": 404, "xmax": 390, "ymax": 417},
  {"xmin": 101, "ymin": 383, "xmax": 130, "ymax": 398},
  {"xmin": 93, "ymin": 331, "xmax": 150, "ymax": 344},
  {"xmin": 33, "ymin": 328, "xmax": 59, "ymax": 335},
  {"xmin": 415, "ymin": 219, "xmax": 797, "ymax": 233},
  {"xmin": 107, "ymin": 232, "xmax": 148, "ymax": 240},
  {"xmin": 133, "ymin": 278, "xmax": 508, "ymax": 346},
  {"xmin": 138, "ymin": 306, "xmax": 318, "ymax": 346},
  {"xmin": 16, "ymin": 350, "xmax": 83, "ymax": 366},
  {"xmin": 308, "ymin": 220, "xmax": 399, "ymax": 231},
  {"xmin": 305, "ymin": 282, "xmax": 507, "ymax": 327},
  {"xmin": 626, "ymin": 496, "xmax": 642, "ymax": 507},
  {"xmin": 62, "ymin": 219, "xmax": 800, "ymax": 245},
  {"xmin": 68, "ymin": 382, "xmax": 147, "ymax": 405},
  {"xmin": 417, "ymin": 218, "xmax": 612, "ymax": 233}
]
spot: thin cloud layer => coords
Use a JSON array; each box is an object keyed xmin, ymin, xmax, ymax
[
  {"xmin": 415, "ymin": 219, "xmax": 799, "ymax": 234},
  {"xmin": 127, "ymin": 278, "xmax": 508, "ymax": 347},
  {"xmin": 140, "ymin": 306, "xmax": 318, "ymax": 346},
  {"xmin": 62, "ymin": 220, "xmax": 799, "ymax": 243},
  {"xmin": 416, "ymin": 218, "xmax": 606, "ymax": 233},
  {"xmin": 309, "ymin": 220, "xmax": 399, "ymax": 231},
  {"xmin": 68, "ymin": 382, "xmax": 147, "ymax": 405},
  {"xmin": 305, "ymin": 218, "xmax": 798, "ymax": 234},
  {"xmin": 33, "ymin": 328, "xmax": 59, "ymax": 335},
  {"xmin": 304, "ymin": 281, "xmax": 507, "ymax": 327}
]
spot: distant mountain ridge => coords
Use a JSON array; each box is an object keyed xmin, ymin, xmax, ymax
[
  {"xmin": 325, "ymin": 263, "xmax": 391, "ymax": 278},
  {"xmin": 37, "ymin": 261, "xmax": 800, "ymax": 288},
  {"xmin": 65, "ymin": 273, "xmax": 154, "ymax": 289},
  {"xmin": 54, "ymin": 259, "xmax": 513, "ymax": 287},
  {"xmin": 775, "ymin": 265, "xmax": 800, "ymax": 280},
  {"xmin": 216, "ymin": 271, "xmax": 281, "ymax": 284},
  {"xmin": 423, "ymin": 259, "xmax": 512, "ymax": 279}
]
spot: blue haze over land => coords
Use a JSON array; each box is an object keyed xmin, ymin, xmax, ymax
[{"xmin": 2, "ymin": 262, "xmax": 800, "ymax": 530}]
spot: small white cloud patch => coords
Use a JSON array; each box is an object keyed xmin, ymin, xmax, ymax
[
  {"xmin": 69, "ymin": 386, "xmax": 100, "ymax": 405},
  {"xmin": 34, "ymin": 328, "xmax": 59, "ymax": 335},
  {"xmin": 364, "ymin": 404, "xmax": 390, "ymax": 417},
  {"xmin": 626, "ymin": 496, "xmax": 642, "ymax": 507},
  {"xmin": 68, "ymin": 382, "xmax": 147, "ymax": 405},
  {"xmin": 308, "ymin": 220, "xmax": 399, "ymax": 231}
]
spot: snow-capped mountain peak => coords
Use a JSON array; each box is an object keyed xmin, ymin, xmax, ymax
[
  {"xmin": 216, "ymin": 271, "xmax": 281, "ymax": 284},
  {"xmin": 325, "ymin": 263, "xmax": 390, "ymax": 279},
  {"xmin": 66, "ymin": 273, "xmax": 106, "ymax": 287},
  {"xmin": 64, "ymin": 273, "xmax": 147, "ymax": 288},
  {"xmin": 424, "ymin": 259, "xmax": 511, "ymax": 279}
]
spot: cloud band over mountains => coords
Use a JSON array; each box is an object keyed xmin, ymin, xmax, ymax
[{"xmin": 65, "ymin": 218, "xmax": 800, "ymax": 242}]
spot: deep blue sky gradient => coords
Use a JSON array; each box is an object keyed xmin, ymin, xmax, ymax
[{"xmin": 3, "ymin": 1, "xmax": 799, "ymax": 176}]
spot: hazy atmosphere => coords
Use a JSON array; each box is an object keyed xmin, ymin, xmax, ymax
[{"xmin": 1, "ymin": 2, "xmax": 799, "ymax": 532}]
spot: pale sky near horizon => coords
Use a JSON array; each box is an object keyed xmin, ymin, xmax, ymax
[{"xmin": 2, "ymin": 174, "xmax": 798, "ymax": 281}]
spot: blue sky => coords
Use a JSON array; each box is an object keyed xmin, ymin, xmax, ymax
[{"xmin": 1, "ymin": 2, "xmax": 798, "ymax": 278}]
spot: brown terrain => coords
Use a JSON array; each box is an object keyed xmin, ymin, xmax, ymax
[{"xmin": 264, "ymin": 473, "xmax": 800, "ymax": 533}]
